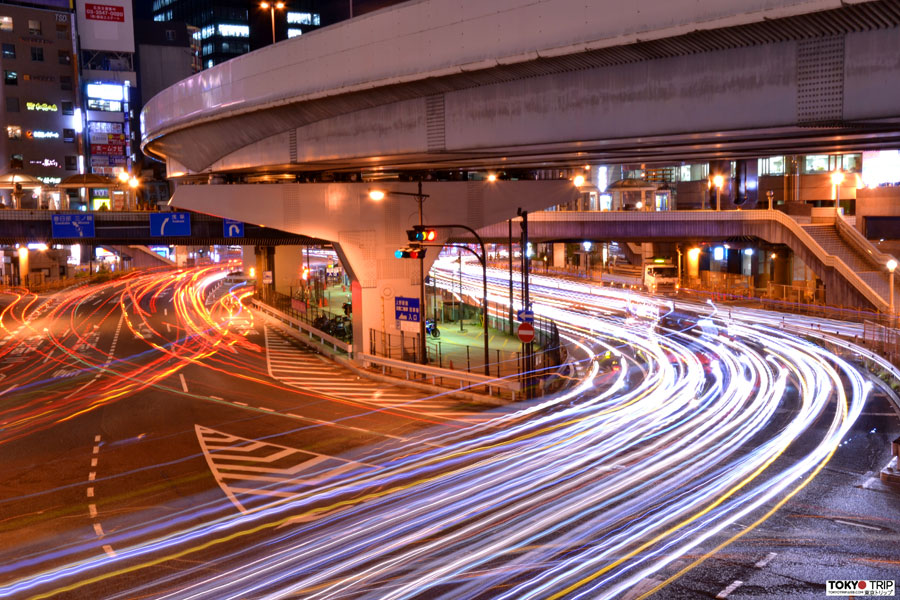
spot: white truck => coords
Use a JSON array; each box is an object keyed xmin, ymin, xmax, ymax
[{"xmin": 643, "ymin": 260, "xmax": 679, "ymax": 294}]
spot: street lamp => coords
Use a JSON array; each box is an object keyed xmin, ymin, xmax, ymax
[
  {"xmin": 712, "ymin": 174, "xmax": 725, "ymax": 211},
  {"xmin": 260, "ymin": 1, "xmax": 285, "ymax": 45},
  {"xmin": 888, "ymin": 258, "xmax": 897, "ymax": 325},
  {"xmin": 831, "ymin": 170, "xmax": 844, "ymax": 215}
]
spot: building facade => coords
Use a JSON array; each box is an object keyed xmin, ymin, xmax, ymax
[{"xmin": 0, "ymin": 1, "xmax": 80, "ymax": 207}]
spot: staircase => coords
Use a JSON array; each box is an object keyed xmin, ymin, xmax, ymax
[{"xmin": 801, "ymin": 224, "xmax": 899, "ymax": 305}]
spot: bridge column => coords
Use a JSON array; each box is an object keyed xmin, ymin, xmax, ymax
[{"xmin": 255, "ymin": 246, "xmax": 275, "ymax": 296}]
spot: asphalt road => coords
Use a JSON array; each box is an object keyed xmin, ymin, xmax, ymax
[{"xmin": 0, "ymin": 264, "xmax": 897, "ymax": 599}]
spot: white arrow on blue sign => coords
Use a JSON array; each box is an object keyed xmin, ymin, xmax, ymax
[
  {"xmin": 51, "ymin": 214, "xmax": 95, "ymax": 238},
  {"xmin": 224, "ymin": 219, "xmax": 244, "ymax": 238},
  {"xmin": 517, "ymin": 309, "xmax": 534, "ymax": 323}
]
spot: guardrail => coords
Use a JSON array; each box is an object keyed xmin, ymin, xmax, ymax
[
  {"xmin": 358, "ymin": 352, "xmax": 521, "ymax": 401},
  {"xmin": 836, "ymin": 213, "xmax": 899, "ymax": 271},
  {"xmin": 251, "ymin": 298, "xmax": 352, "ymax": 355}
]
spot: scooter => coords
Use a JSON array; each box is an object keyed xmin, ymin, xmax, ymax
[{"xmin": 425, "ymin": 318, "xmax": 440, "ymax": 338}]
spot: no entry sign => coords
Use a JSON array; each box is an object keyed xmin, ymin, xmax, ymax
[{"xmin": 517, "ymin": 322, "xmax": 535, "ymax": 344}]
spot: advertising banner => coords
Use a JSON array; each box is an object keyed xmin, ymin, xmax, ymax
[{"xmin": 76, "ymin": 0, "xmax": 134, "ymax": 53}]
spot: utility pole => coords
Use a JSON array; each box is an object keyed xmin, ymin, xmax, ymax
[
  {"xmin": 416, "ymin": 181, "xmax": 427, "ymax": 364},
  {"xmin": 508, "ymin": 219, "xmax": 514, "ymax": 336},
  {"xmin": 518, "ymin": 208, "xmax": 532, "ymax": 398}
]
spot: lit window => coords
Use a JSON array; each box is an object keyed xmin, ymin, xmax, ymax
[
  {"xmin": 2, "ymin": 43, "xmax": 15, "ymax": 59},
  {"xmin": 86, "ymin": 98, "xmax": 122, "ymax": 112},
  {"xmin": 153, "ymin": 14, "xmax": 164, "ymax": 22},
  {"xmin": 217, "ymin": 24, "xmax": 248, "ymax": 37},
  {"xmin": 287, "ymin": 12, "xmax": 319, "ymax": 25},
  {"xmin": 206, "ymin": 59, "xmax": 213, "ymax": 68},
  {"xmin": 7, "ymin": 125, "xmax": 21, "ymax": 139},
  {"xmin": 679, "ymin": 165, "xmax": 691, "ymax": 181},
  {"xmin": 287, "ymin": 28, "xmax": 302, "ymax": 38},
  {"xmin": 27, "ymin": 19, "xmax": 41, "ymax": 35},
  {"xmin": 4, "ymin": 70, "xmax": 17, "ymax": 85},
  {"xmin": 759, "ymin": 156, "xmax": 785, "ymax": 176},
  {"xmin": 803, "ymin": 155, "xmax": 829, "ymax": 173},
  {"xmin": 201, "ymin": 25, "xmax": 214, "ymax": 39},
  {"xmin": 840, "ymin": 153, "xmax": 862, "ymax": 173},
  {"xmin": 0, "ymin": 16, "xmax": 12, "ymax": 31}
]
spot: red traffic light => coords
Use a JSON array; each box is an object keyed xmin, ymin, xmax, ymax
[
  {"xmin": 394, "ymin": 247, "xmax": 428, "ymax": 259},
  {"xmin": 301, "ymin": 266, "xmax": 310, "ymax": 280}
]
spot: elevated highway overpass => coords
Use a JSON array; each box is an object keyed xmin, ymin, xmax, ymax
[{"xmin": 140, "ymin": 0, "xmax": 900, "ymax": 350}]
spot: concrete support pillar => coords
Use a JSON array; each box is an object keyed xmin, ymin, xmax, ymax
[
  {"xmin": 552, "ymin": 243, "xmax": 565, "ymax": 267},
  {"xmin": 241, "ymin": 245, "xmax": 255, "ymax": 276},
  {"xmin": 274, "ymin": 246, "xmax": 304, "ymax": 296},
  {"xmin": 17, "ymin": 248, "xmax": 28, "ymax": 286},
  {"xmin": 772, "ymin": 253, "xmax": 792, "ymax": 285},
  {"xmin": 255, "ymin": 246, "xmax": 275, "ymax": 295}
]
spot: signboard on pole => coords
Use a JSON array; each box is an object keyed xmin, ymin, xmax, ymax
[
  {"xmin": 223, "ymin": 219, "xmax": 244, "ymax": 238},
  {"xmin": 150, "ymin": 212, "xmax": 191, "ymax": 237},
  {"xmin": 51, "ymin": 214, "xmax": 95, "ymax": 238},
  {"xmin": 517, "ymin": 322, "xmax": 535, "ymax": 343},
  {"xmin": 395, "ymin": 296, "xmax": 420, "ymax": 324},
  {"xmin": 517, "ymin": 308, "xmax": 534, "ymax": 323}
]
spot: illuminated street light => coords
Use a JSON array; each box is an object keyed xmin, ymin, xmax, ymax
[
  {"xmin": 831, "ymin": 170, "xmax": 844, "ymax": 214},
  {"xmin": 260, "ymin": 1, "xmax": 285, "ymax": 45},
  {"xmin": 888, "ymin": 258, "xmax": 897, "ymax": 324},
  {"xmin": 487, "ymin": 173, "xmax": 497, "ymax": 182},
  {"xmin": 368, "ymin": 189, "xmax": 386, "ymax": 201},
  {"xmin": 573, "ymin": 175, "xmax": 585, "ymax": 187},
  {"xmin": 128, "ymin": 176, "xmax": 139, "ymax": 189},
  {"xmin": 712, "ymin": 174, "xmax": 725, "ymax": 211}
]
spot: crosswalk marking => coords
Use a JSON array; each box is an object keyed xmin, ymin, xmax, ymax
[
  {"xmin": 263, "ymin": 326, "xmax": 495, "ymax": 423},
  {"xmin": 195, "ymin": 425, "xmax": 375, "ymax": 514}
]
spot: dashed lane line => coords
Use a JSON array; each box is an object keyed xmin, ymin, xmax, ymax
[
  {"xmin": 179, "ymin": 373, "xmax": 189, "ymax": 393},
  {"xmin": 716, "ymin": 580, "xmax": 743, "ymax": 599},
  {"xmin": 754, "ymin": 552, "xmax": 777, "ymax": 569}
]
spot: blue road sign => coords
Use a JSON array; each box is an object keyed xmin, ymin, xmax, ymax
[
  {"xmin": 224, "ymin": 219, "xmax": 244, "ymax": 238},
  {"xmin": 394, "ymin": 296, "xmax": 420, "ymax": 322},
  {"xmin": 51, "ymin": 214, "xmax": 95, "ymax": 238},
  {"xmin": 150, "ymin": 212, "xmax": 191, "ymax": 237},
  {"xmin": 517, "ymin": 309, "xmax": 534, "ymax": 323}
]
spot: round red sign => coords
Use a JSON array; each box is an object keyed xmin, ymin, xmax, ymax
[{"xmin": 517, "ymin": 322, "xmax": 535, "ymax": 343}]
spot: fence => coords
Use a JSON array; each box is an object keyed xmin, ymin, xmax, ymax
[
  {"xmin": 863, "ymin": 320, "xmax": 900, "ymax": 363},
  {"xmin": 255, "ymin": 287, "xmax": 352, "ymax": 344}
]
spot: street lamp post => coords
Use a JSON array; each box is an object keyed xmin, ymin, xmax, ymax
[
  {"xmin": 831, "ymin": 170, "xmax": 844, "ymax": 216},
  {"xmin": 712, "ymin": 174, "xmax": 725, "ymax": 211},
  {"xmin": 260, "ymin": 1, "xmax": 284, "ymax": 45},
  {"xmin": 766, "ymin": 190, "xmax": 774, "ymax": 211},
  {"xmin": 888, "ymin": 258, "xmax": 897, "ymax": 326}
]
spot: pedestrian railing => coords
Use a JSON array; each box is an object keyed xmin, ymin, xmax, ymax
[
  {"xmin": 252, "ymin": 298, "xmax": 352, "ymax": 355},
  {"xmin": 358, "ymin": 352, "xmax": 521, "ymax": 401}
]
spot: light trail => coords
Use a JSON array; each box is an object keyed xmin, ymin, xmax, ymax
[{"xmin": 0, "ymin": 258, "xmax": 878, "ymax": 599}]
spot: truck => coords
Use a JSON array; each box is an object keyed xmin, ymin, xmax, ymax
[{"xmin": 643, "ymin": 259, "xmax": 679, "ymax": 294}]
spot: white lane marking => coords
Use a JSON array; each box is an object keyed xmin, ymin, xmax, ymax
[
  {"xmin": 88, "ymin": 472, "xmax": 96, "ymax": 481},
  {"xmin": 179, "ymin": 373, "xmax": 188, "ymax": 393},
  {"xmin": 102, "ymin": 544, "xmax": 116, "ymax": 557},
  {"xmin": 0, "ymin": 385, "xmax": 17, "ymax": 397},
  {"xmin": 94, "ymin": 434, "xmax": 101, "ymax": 442},
  {"xmin": 234, "ymin": 401, "xmax": 248, "ymax": 406},
  {"xmin": 755, "ymin": 552, "xmax": 777, "ymax": 568},
  {"xmin": 88, "ymin": 504, "xmax": 97, "ymax": 518},
  {"xmin": 834, "ymin": 519, "xmax": 882, "ymax": 531},
  {"xmin": 86, "ymin": 487, "xmax": 94, "ymax": 498},
  {"xmin": 91, "ymin": 458, "xmax": 97, "ymax": 467},
  {"xmin": 164, "ymin": 308, "xmax": 167, "ymax": 316},
  {"xmin": 41, "ymin": 349, "xmax": 55, "ymax": 364},
  {"xmin": 166, "ymin": 323, "xmax": 171, "ymax": 333},
  {"xmin": 716, "ymin": 580, "xmax": 743, "ymax": 599},
  {"xmin": 863, "ymin": 477, "xmax": 879, "ymax": 490},
  {"xmin": 93, "ymin": 523, "xmax": 104, "ymax": 537},
  {"xmin": 258, "ymin": 406, "xmax": 275, "ymax": 412},
  {"xmin": 92, "ymin": 445, "xmax": 100, "ymax": 455}
]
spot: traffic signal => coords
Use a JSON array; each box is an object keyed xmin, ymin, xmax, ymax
[
  {"xmin": 394, "ymin": 247, "xmax": 427, "ymax": 259},
  {"xmin": 407, "ymin": 227, "xmax": 437, "ymax": 242},
  {"xmin": 301, "ymin": 266, "xmax": 310, "ymax": 281}
]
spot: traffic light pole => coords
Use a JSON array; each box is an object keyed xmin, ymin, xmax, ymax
[
  {"xmin": 518, "ymin": 208, "xmax": 532, "ymax": 399},
  {"xmin": 416, "ymin": 224, "xmax": 491, "ymax": 377},
  {"xmin": 416, "ymin": 182, "xmax": 427, "ymax": 365}
]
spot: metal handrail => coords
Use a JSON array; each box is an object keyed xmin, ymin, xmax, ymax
[
  {"xmin": 251, "ymin": 298, "xmax": 352, "ymax": 353},
  {"xmin": 358, "ymin": 352, "xmax": 521, "ymax": 397},
  {"xmin": 835, "ymin": 212, "xmax": 899, "ymax": 270}
]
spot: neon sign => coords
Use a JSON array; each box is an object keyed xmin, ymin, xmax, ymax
[
  {"xmin": 27, "ymin": 130, "xmax": 59, "ymax": 139},
  {"xmin": 26, "ymin": 101, "xmax": 57, "ymax": 112}
]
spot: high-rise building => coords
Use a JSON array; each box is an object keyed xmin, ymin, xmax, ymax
[
  {"xmin": 75, "ymin": 0, "xmax": 135, "ymax": 206},
  {"xmin": 150, "ymin": 0, "xmax": 325, "ymax": 69},
  {"xmin": 0, "ymin": 0, "xmax": 80, "ymax": 207}
]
